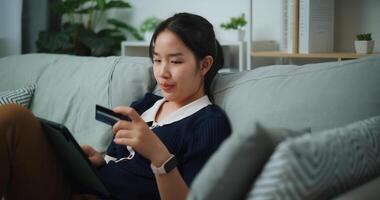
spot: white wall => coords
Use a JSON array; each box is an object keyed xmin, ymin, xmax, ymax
[
  {"xmin": 0, "ymin": 0, "xmax": 23, "ymax": 57},
  {"xmin": 251, "ymin": 0, "xmax": 283, "ymax": 45},
  {"xmin": 111, "ymin": 0, "xmax": 284, "ymax": 46},
  {"xmin": 72, "ymin": 0, "xmax": 380, "ymax": 55},
  {"xmin": 109, "ymin": 0, "xmax": 252, "ymax": 41},
  {"xmin": 2, "ymin": 0, "xmax": 378, "ymax": 59}
]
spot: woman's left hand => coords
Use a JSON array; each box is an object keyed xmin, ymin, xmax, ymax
[{"xmin": 112, "ymin": 106, "xmax": 171, "ymax": 166}]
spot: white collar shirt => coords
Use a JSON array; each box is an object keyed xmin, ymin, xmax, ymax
[{"xmin": 141, "ymin": 95, "xmax": 212, "ymax": 128}]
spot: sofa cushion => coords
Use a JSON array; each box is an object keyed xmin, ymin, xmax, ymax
[
  {"xmin": 187, "ymin": 123, "xmax": 308, "ymax": 200},
  {"xmin": 110, "ymin": 56, "xmax": 155, "ymax": 108},
  {"xmin": 333, "ymin": 176, "xmax": 380, "ymax": 200},
  {"xmin": 0, "ymin": 84, "xmax": 36, "ymax": 108},
  {"xmin": 0, "ymin": 53, "xmax": 62, "ymax": 91},
  {"xmin": 0, "ymin": 54, "xmax": 155, "ymax": 152},
  {"xmin": 30, "ymin": 55, "xmax": 120, "ymax": 151},
  {"xmin": 212, "ymin": 56, "xmax": 380, "ymax": 134},
  {"xmin": 21, "ymin": 54, "xmax": 153, "ymax": 152},
  {"xmin": 247, "ymin": 115, "xmax": 380, "ymax": 200}
]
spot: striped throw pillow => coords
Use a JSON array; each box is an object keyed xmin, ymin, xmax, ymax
[
  {"xmin": 188, "ymin": 123, "xmax": 309, "ymax": 200},
  {"xmin": 0, "ymin": 84, "xmax": 36, "ymax": 108},
  {"xmin": 247, "ymin": 115, "xmax": 380, "ymax": 200}
]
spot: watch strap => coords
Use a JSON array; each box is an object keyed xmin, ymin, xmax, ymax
[{"xmin": 150, "ymin": 154, "xmax": 177, "ymax": 175}]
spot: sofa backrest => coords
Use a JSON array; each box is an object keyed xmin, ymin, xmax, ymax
[
  {"xmin": 0, "ymin": 53, "xmax": 61, "ymax": 91},
  {"xmin": 212, "ymin": 56, "xmax": 380, "ymax": 134},
  {"xmin": 2, "ymin": 53, "xmax": 379, "ymax": 150},
  {"xmin": 0, "ymin": 54, "xmax": 155, "ymax": 152}
]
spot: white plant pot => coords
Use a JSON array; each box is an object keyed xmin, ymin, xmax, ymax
[
  {"xmin": 218, "ymin": 29, "xmax": 245, "ymax": 42},
  {"xmin": 354, "ymin": 40, "xmax": 375, "ymax": 54},
  {"xmin": 144, "ymin": 31, "xmax": 154, "ymax": 42}
]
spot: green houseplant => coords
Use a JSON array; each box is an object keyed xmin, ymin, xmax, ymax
[
  {"xmin": 220, "ymin": 14, "xmax": 247, "ymax": 30},
  {"xmin": 36, "ymin": 0, "xmax": 143, "ymax": 56},
  {"xmin": 355, "ymin": 33, "xmax": 374, "ymax": 54},
  {"xmin": 356, "ymin": 33, "xmax": 372, "ymax": 41},
  {"xmin": 140, "ymin": 17, "xmax": 161, "ymax": 41},
  {"xmin": 219, "ymin": 14, "xmax": 247, "ymax": 41}
]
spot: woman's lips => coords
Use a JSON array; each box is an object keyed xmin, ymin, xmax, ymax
[{"xmin": 160, "ymin": 84, "xmax": 175, "ymax": 92}]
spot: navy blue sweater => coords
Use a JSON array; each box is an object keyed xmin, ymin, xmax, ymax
[{"xmin": 99, "ymin": 93, "xmax": 231, "ymax": 200}]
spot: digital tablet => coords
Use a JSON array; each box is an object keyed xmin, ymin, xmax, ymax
[{"xmin": 38, "ymin": 117, "xmax": 112, "ymax": 198}]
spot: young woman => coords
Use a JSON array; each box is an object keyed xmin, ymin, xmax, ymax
[{"xmin": 0, "ymin": 13, "xmax": 231, "ymax": 200}]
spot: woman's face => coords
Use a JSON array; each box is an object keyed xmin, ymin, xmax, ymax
[{"xmin": 153, "ymin": 29, "xmax": 210, "ymax": 106}]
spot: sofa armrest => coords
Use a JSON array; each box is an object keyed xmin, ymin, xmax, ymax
[{"xmin": 333, "ymin": 176, "xmax": 380, "ymax": 200}]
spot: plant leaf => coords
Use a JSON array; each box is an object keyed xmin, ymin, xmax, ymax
[
  {"xmin": 75, "ymin": 0, "xmax": 130, "ymax": 13},
  {"xmin": 36, "ymin": 31, "xmax": 75, "ymax": 53},
  {"xmin": 96, "ymin": 0, "xmax": 106, "ymax": 10},
  {"xmin": 37, "ymin": 0, "xmax": 139, "ymax": 56},
  {"xmin": 97, "ymin": 28, "xmax": 120, "ymax": 37},
  {"xmin": 220, "ymin": 13, "xmax": 247, "ymax": 30},
  {"xmin": 77, "ymin": 27, "xmax": 125, "ymax": 56},
  {"xmin": 140, "ymin": 17, "xmax": 161, "ymax": 33},
  {"xmin": 55, "ymin": 0, "xmax": 89, "ymax": 14},
  {"xmin": 104, "ymin": 0, "xmax": 131, "ymax": 10},
  {"xmin": 108, "ymin": 18, "xmax": 143, "ymax": 40}
]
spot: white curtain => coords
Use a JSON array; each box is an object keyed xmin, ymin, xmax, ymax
[{"xmin": 0, "ymin": 0, "xmax": 23, "ymax": 57}]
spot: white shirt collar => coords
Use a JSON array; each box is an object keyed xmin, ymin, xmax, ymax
[{"xmin": 141, "ymin": 95, "xmax": 212, "ymax": 127}]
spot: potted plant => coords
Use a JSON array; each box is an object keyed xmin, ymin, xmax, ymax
[
  {"xmin": 219, "ymin": 13, "xmax": 247, "ymax": 42},
  {"xmin": 140, "ymin": 17, "xmax": 161, "ymax": 41},
  {"xmin": 355, "ymin": 33, "xmax": 375, "ymax": 54},
  {"xmin": 36, "ymin": 0, "xmax": 143, "ymax": 57}
]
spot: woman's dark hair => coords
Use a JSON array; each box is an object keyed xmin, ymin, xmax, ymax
[{"xmin": 149, "ymin": 12, "xmax": 224, "ymax": 99}]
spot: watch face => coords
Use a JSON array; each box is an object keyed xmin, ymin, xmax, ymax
[{"xmin": 164, "ymin": 156, "xmax": 178, "ymax": 173}]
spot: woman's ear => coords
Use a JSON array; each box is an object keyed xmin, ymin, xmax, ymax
[{"xmin": 200, "ymin": 55, "xmax": 213, "ymax": 76}]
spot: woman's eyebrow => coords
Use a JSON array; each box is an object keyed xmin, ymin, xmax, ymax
[
  {"xmin": 168, "ymin": 53, "xmax": 184, "ymax": 57},
  {"xmin": 153, "ymin": 52, "xmax": 184, "ymax": 57}
]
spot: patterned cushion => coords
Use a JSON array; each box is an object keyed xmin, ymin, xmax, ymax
[
  {"xmin": 247, "ymin": 115, "xmax": 380, "ymax": 200},
  {"xmin": 187, "ymin": 123, "xmax": 308, "ymax": 200},
  {"xmin": 0, "ymin": 84, "xmax": 36, "ymax": 108}
]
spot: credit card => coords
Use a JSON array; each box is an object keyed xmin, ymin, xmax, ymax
[{"xmin": 95, "ymin": 105, "xmax": 131, "ymax": 126}]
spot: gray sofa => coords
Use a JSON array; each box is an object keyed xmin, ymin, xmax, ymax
[{"xmin": 1, "ymin": 53, "xmax": 379, "ymax": 199}]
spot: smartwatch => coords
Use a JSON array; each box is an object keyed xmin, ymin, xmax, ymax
[{"xmin": 150, "ymin": 154, "xmax": 177, "ymax": 175}]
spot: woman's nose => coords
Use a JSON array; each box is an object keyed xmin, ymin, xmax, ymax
[{"xmin": 158, "ymin": 62, "xmax": 170, "ymax": 78}]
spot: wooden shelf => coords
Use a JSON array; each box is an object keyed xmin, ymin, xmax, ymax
[{"xmin": 252, "ymin": 51, "xmax": 380, "ymax": 61}]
